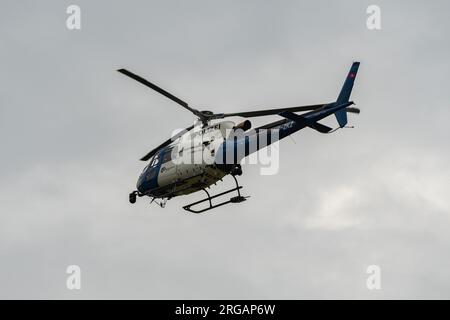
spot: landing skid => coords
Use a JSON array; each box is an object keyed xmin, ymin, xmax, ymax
[{"xmin": 183, "ymin": 175, "xmax": 249, "ymax": 214}]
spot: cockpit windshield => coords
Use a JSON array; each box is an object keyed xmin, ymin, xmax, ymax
[
  {"xmin": 142, "ymin": 164, "xmax": 149, "ymax": 173},
  {"xmin": 151, "ymin": 153, "xmax": 160, "ymax": 167},
  {"xmin": 142, "ymin": 151, "xmax": 167, "ymax": 173}
]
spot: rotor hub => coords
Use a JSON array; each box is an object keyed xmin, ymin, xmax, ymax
[{"xmin": 200, "ymin": 110, "xmax": 214, "ymax": 117}]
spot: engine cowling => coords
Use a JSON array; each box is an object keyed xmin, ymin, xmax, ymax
[{"xmin": 233, "ymin": 120, "xmax": 251, "ymax": 132}]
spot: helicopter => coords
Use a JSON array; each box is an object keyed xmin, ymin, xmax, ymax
[{"xmin": 118, "ymin": 62, "xmax": 360, "ymax": 213}]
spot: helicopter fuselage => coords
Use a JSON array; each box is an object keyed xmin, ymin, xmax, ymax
[
  {"xmin": 136, "ymin": 99, "xmax": 353, "ymax": 200},
  {"xmin": 122, "ymin": 61, "xmax": 360, "ymax": 211},
  {"xmin": 136, "ymin": 121, "xmax": 234, "ymax": 199}
]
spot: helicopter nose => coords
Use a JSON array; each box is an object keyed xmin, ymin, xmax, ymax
[
  {"xmin": 136, "ymin": 175, "xmax": 146, "ymax": 194},
  {"xmin": 136, "ymin": 167, "xmax": 159, "ymax": 194}
]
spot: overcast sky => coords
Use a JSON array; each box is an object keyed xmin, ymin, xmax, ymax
[{"xmin": 1, "ymin": 0, "xmax": 449, "ymax": 299}]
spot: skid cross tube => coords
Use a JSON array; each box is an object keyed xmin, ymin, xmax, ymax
[{"xmin": 183, "ymin": 175, "xmax": 249, "ymax": 214}]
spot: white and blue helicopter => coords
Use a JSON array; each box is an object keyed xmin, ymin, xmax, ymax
[{"xmin": 119, "ymin": 62, "xmax": 360, "ymax": 213}]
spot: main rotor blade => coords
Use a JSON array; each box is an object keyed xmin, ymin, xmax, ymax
[
  {"xmin": 140, "ymin": 124, "xmax": 195, "ymax": 161},
  {"xmin": 216, "ymin": 103, "xmax": 329, "ymax": 119},
  {"xmin": 117, "ymin": 69, "xmax": 202, "ymax": 117}
]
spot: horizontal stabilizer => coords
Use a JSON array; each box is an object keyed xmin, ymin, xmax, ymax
[
  {"xmin": 309, "ymin": 122, "xmax": 333, "ymax": 133},
  {"xmin": 278, "ymin": 111, "xmax": 332, "ymax": 133}
]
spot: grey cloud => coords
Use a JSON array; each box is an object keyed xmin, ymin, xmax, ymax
[{"xmin": 0, "ymin": 0, "xmax": 449, "ymax": 299}]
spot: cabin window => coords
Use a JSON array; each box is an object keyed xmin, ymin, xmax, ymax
[{"xmin": 162, "ymin": 149, "xmax": 172, "ymax": 163}]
